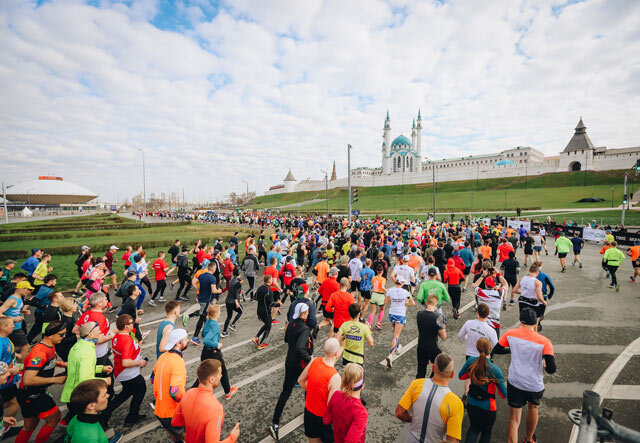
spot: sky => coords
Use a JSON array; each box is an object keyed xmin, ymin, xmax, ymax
[{"xmin": 1, "ymin": 0, "xmax": 639, "ymax": 203}]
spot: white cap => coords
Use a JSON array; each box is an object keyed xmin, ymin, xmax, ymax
[
  {"xmin": 292, "ymin": 303, "xmax": 309, "ymax": 320},
  {"xmin": 81, "ymin": 245, "xmax": 91, "ymax": 250},
  {"xmin": 165, "ymin": 329, "xmax": 188, "ymax": 350},
  {"xmin": 110, "ymin": 245, "xmax": 119, "ymax": 250},
  {"xmin": 402, "ymin": 255, "xmax": 410, "ymax": 262},
  {"xmin": 248, "ymin": 246, "xmax": 256, "ymax": 252}
]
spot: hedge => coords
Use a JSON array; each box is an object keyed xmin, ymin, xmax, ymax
[{"xmin": 0, "ymin": 221, "xmax": 191, "ymax": 234}]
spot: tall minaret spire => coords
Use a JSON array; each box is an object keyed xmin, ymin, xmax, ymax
[
  {"xmin": 382, "ymin": 110, "xmax": 392, "ymax": 174},
  {"xmin": 416, "ymin": 109, "xmax": 423, "ymax": 172},
  {"xmin": 330, "ymin": 160, "xmax": 337, "ymax": 181}
]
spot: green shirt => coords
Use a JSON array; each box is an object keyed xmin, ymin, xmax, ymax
[
  {"xmin": 554, "ymin": 236, "xmax": 573, "ymax": 254},
  {"xmin": 65, "ymin": 414, "xmax": 108, "ymax": 443},
  {"xmin": 603, "ymin": 248, "xmax": 625, "ymax": 266},
  {"xmin": 0, "ymin": 268, "xmax": 11, "ymax": 289},
  {"xmin": 61, "ymin": 339, "xmax": 103, "ymax": 403},
  {"xmin": 339, "ymin": 320, "xmax": 371, "ymax": 365},
  {"xmin": 416, "ymin": 280, "xmax": 450, "ymax": 305}
]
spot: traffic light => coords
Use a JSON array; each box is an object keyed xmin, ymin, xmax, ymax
[
  {"xmin": 622, "ymin": 194, "xmax": 628, "ymax": 205},
  {"xmin": 636, "ymin": 159, "xmax": 640, "ymax": 171},
  {"xmin": 352, "ymin": 188, "xmax": 358, "ymax": 203}
]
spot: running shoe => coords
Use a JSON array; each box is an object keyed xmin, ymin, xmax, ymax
[
  {"xmin": 271, "ymin": 319, "xmax": 280, "ymax": 324},
  {"xmin": 579, "ymin": 263, "xmax": 583, "ymax": 269},
  {"xmin": 190, "ymin": 336, "xmax": 201, "ymax": 345},
  {"xmin": 1, "ymin": 426, "xmax": 21, "ymax": 439},
  {"xmin": 608, "ymin": 282, "xmax": 615, "ymax": 288},
  {"xmin": 252, "ymin": 336, "xmax": 259, "ymax": 346},
  {"xmin": 109, "ymin": 434, "xmax": 123, "ymax": 443},
  {"xmin": 386, "ymin": 354, "xmax": 393, "ymax": 369},
  {"xmin": 158, "ymin": 297, "xmax": 166, "ymax": 302},
  {"xmin": 141, "ymin": 330, "xmax": 151, "ymax": 341},
  {"xmin": 509, "ymin": 299, "xmax": 515, "ymax": 306},
  {"xmin": 229, "ymin": 324, "xmax": 236, "ymax": 332},
  {"xmin": 571, "ymin": 262, "xmax": 575, "ymax": 267},
  {"xmin": 462, "ymin": 287, "xmax": 466, "ymax": 292},
  {"xmin": 257, "ymin": 343, "xmax": 269, "ymax": 350},
  {"xmin": 182, "ymin": 313, "xmax": 189, "ymax": 327},
  {"xmin": 224, "ymin": 385, "xmax": 239, "ymax": 399},
  {"xmin": 269, "ymin": 423, "xmax": 280, "ymax": 442},
  {"xmin": 148, "ymin": 300, "xmax": 157, "ymax": 307},
  {"xmin": 561, "ymin": 268, "xmax": 566, "ymax": 273},
  {"xmin": 124, "ymin": 414, "xmax": 147, "ymax": 425},
  {"xmin": 631, "ymin": 276, "xmax": 636, "ymax": 282},
  {"xmin": 375, "ymin": 323, "xmax": 383, "ymax": 330},
  {"xmin": 178, "ymin": 295, "xmax": 189, "ymax": 301},
  {"xmin": 221, "ymin": 331, "xmax": 229, "ymax": 338},
  {"xmin": 502, "ymin": 301, "xmax": 507, "ymax": 311},
  {"xmin": 108, "ymin": 306, "xmax": 120, "ymax": 314},
  {"xmin": 396, "ymin": 343, "xmax": 403, "ymax": 354}
]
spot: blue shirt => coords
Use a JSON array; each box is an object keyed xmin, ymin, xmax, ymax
[
  {"xmin": 459, "ymin": 356, "xmax": 507, "ymax": 411},
  {"xmin": 202, "ymin": 319, "xmax": 221, "ymax": 349},
  {"xmin": 536, "ymin": 271, "xmax": 555, "ymax": 298},
  {"xmin": 0, "ymin": 336, "xmax": 15, "ymax": 389},
  {"xmin": 227, "ymin": 248, "xmax": 237, "ymax": 264},
  {"xmin": 570, "ymin": 237, "xmax": 584, "ymax": 251},
  {"xmin": 155, "ymin": 320, "xmax": 174, "ymax": 358},
  {"xmin": 20, "ymin": 256, "xmax": 39, "ymax": 276},
  {"xmin": 5, "ymin": 296, "xmax": 23, "ymax": 330},
  {"xmin": 359, "ymin": 267, "xmax": 375, "ymax": 291},
  {"xmin": 266, "ymin": 251, "xmax": 277, "ymax": 268},
  {"xmin": 197, "ymin": 273, "xmax": 217, "ymax": 304},
  {"xmin": 127, "ymin": 264, "xmax": 143, "ymax": 285},
  {"xmin": 33, "ymin": 285, "xmax": 53, "ymax": 313},
  {"xmin": 459, "ymin": 248, "xmax": 474, "ymax": 268}
]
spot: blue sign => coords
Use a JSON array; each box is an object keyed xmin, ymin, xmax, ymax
[
  {"xmin": 351, "ymin": 210, "xmax": 360, "ymax": 215},
  {"xmin": 110, "ymin": 205, "xmax": 117, "ymax": 211}
]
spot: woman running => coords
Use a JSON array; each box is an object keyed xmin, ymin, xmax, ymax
[
  {"xmin": 368, "ymin": 266, "xmax": 387, "ymax": 329},
  {"xmin": 384, "ymin": 276, "xmax": 415, "ymax": 369},
  {"xmin": 322, "ymin": 363, "xmax": 368, "ymax": 442}
]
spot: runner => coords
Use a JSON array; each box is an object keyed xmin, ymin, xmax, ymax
[
  {"xmin": 174, "ymin": 246, "xmax": 192, "ymax": 301},
  {"xmin": 322, "ymin": 363, "xmax": 368, "ymax": 443},
  {"xmin": 156, "ymin": 301, "xmax": 180, "ymax": 359},
  {"xmin": 0, "ymin": 281, "xmax": 32, "ymax": 359},
  {"xmin": 500, "ymin": 251, "xmax": 520, "ymax": 307},
  {"xmin": 553, "ymin": 231, "xmax": 572, "ymax": 273},
  {"xmin": 416, "ymin": 295, "xmax": 446, "ymax": 379},
  {"xmin": 358, "ymin": 259, "xmax": 375, "ymax": 323},
  {"xmin": 532, "ymin": 230, "xmax": 545, "ymax": 262},
  {"xmin": 627, "ymin": 240, "xmax": 640, "ymax": 282},
  {"xmin": 391, "ymin": 255, "xmax": 415, "ymax": 293},
  {"xmin": 254, "ymin": 275, "xmax": 279, "ymax": 349},
  {"xmin": 511, "ymin": 264, "xmax": 546, "ymax": 331},
  {"xmin": 443, "ymin": 258, "xmax": 464, "ymax": 319},
  {"xmin": 385, "ymin": 276, "xmax": 415, "ymax": 369},
  {"xmin": 570, "ymin": 231, "xmax": 585, "ymax": 268},
  {"xmin": 416, "ymin": 267, "xmax": 450, "ymax": 317},
  {"xmin": 65, "ymin": 379, "xmax": 119, "ymax": 443},
  {"xmin": 150, "ymin": 251, "xmax": 170, "ymax": 305},
  {"xmin": 241, "ymin": 246, "xmax": 259, "ymax": 300},
  {"xmin": 337, "ymin": 303, "xmax": 373, "ymax": 366},
  {"xmin": 221, "ymin": 269, "xmax": 243, "ymax": 337},
  {"xmin": 395, "ymin": 353, "xmax": 463, "ymax": 443},
  {"xmin": 603, "ymin": 241, "xmax": 625, "ymax": 292},
  {"xmin": 368, "ymin": 265, "xmax": 387, "ymax": 329},
  {"xmin": 492, "ymin": 308, "xmax": 556, "ymax": 443},
  {"xmin": 474, "ymin": 277, "xmax": 505, "ymax": 338},
  {"xmin": 190, "ymin": 262, "xmax": 222, "ymax": 344},
  {"xmin": 325, "ymin": 278, "xmax": 355, "ymax": 340},
  {"xmin": 348, "ymin": 250, "xmax": 363, "ymax": 303}
]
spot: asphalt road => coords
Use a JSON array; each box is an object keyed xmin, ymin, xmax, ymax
[{"xmin": 8, "ymin": 241, "xmax": 640, "ymax": 443}]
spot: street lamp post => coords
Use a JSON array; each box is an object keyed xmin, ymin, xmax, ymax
[
  {"xmin": 320, "ymin": 169, "xmax": 329, "ymax": 218},
  {"xmin": 138, "ymin": 148, "xmax": 146, "ymax": 219},
  {"xmin": 611, "ymin": 186, "xmax": 614, "ymax": 209},
  {"xmin": 424, "ymin": 156, "xmax": 436, "ymax": 219},
  {"xmin": 241, "ymin": 180, "xmax": 249, "ymax": 205},
  {"xmin": 348, "ymin": 144, "xmax": 352, "ymax": 225}
]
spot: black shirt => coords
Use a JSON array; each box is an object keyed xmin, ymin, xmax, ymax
[
  {"xmin": 256, "ymin": 285, "xmax": 274, "ymax": 318},
  {"xmin": 500, "ymin": 258, "xmax": 520, "ymax": 280},
  {"xmin": 417, "ymin": 310, "xmax": 445, "ymax": 351},
  {"xmin": 337, "ymin": 265, "xmax": 350, "ymax": 283},
  {"xmin": 168, "ymin": 245, "xmax": 180, "ymax": 263},
  {"xmin": 225, "ymin": 278, "xmax": 242, "ymax": 305}
]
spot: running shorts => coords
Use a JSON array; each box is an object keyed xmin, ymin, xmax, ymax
[
  {"xmin": 271, "ymin": 290, "xmax": 281, "ymax": 302},
  {"xmin": 16, "ymin": 390, "xmax": 58, "ymax": 419},
  {"xmin": 518, "ymin": 298, "xmax": 545, "ymax": 319},
  {"xmin": 0, "ymin": 385, "xmax": 17, "ymax": 404},
  {"xmin": 463, "ymin": 267, "xmax": 470, "ymax": 275},
  {"xmin": 389, "ymin": 314, "xmax": 406, "ymax": 325},
  {"xmin": 360, "ymin": 290, "xmax": 371, "ymax": 300},
  {"xmin": 106, "ymin": 268, "xmax": 115, "ymax": 276},
  {"xmin": 505, "ymin": 276, "xmax": 517, "ymax": 288},
  {"xmin": 322, "ymin": 306, "xmax": 334, "ymax": 320},
  {"xmin": 370, "ymin": 292, "xmax": 385, "ymax": 306},
  {"xmin": 558, "ymin": 252, "xmax": 568, "ymax": 258},
  {"xmin": 507, "ymin": 382, "xmax": 544, "ymax": 408},
  {"xmin": 349, "ymin": 281, "xmax": 359, "ymax": 293},
  {"xmin": 9, "ymin": 329, "xmax": 28, "ymax": 348},
  {"xmin": 156, "ymin": 415, "xmax": 185, "ymax": 437},
  {"xmin": 573, "ymin": 249, "xmax": 581, "ymax": 256},
  {"xmin": 304, "ymin": 408, "xmax": 333, "ymax": 440},
  {"xmin": 633, "ymin": 261, "xmax": 640, "ymax": 268},
  {"xmin": 534, "ymin": 246, "xmax": 542, "ymax": 252}
]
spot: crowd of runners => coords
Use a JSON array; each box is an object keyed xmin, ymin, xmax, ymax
[{"xmin": 0, "ymin": 212, "xmax": 638, "ymax": 443}]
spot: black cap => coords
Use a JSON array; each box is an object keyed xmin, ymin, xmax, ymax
[
  {"xmin": 519, "ymin": 307, "xmax": 537, "ymax": 326},
  {"xmin": 427, "ymin": 267, "xmax": 437, "ymax": 276},
  {"xmin": 126, "ymin": 271, "xmax": 137, "ymax": 278},
  {"xmin": 182, "ymin": 246, "xmax": 189, "ymax": 252}
]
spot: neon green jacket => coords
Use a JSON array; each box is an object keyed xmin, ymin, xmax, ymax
[
  {"xmin": 65, "ymin": 413, "xmax": 108, "ymax": 443},
  {"xmin": 554, "ymin": 236, "xmax": 573, "ymax": 254},
  {"xmin": 416, "ymin": 280, "xmax": 450, "ymax": 305},
  {"xmin": 61, "ymin": 339, "xmax": 104, "ymax": 403},
  {"xmin": 603, "ymin": 248, "xmax": 625, "ymax": 266}
]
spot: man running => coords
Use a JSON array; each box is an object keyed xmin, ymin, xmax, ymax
[
  {"xmin": 325, "ymin": 278, "xmax": 354, "ymax": 339},
  {"xmin": 337, "ymin": 303, "xmax": 373, "ymax": 366},
  {"xmin": 416, "ymin": 295, "xmax": 446, "ymax": 379},
  {"xmin": 553, "ymin": 232, "xmax": 572, "ymax": 273},
  {"xmin": 157, "ymin": 301, "xmax": 180, "ymax": 358},
  {"xmin": 512, "ymin": 264, "xmax": 546, "ymax": 331},
  {"xmin": 570, "ymin": 231, "xmax": 585, "ymax": 268},
  {"xmin": 492, "ymin": 308, "xmax": 556, "ymax": 443},
  {"xmin": 627, "ymin": 240, "xmax": 640, "ymax": 283}
]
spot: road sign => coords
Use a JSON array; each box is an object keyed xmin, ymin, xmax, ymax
[
  {"xmin": 351, "ymin": 210, "xmax": 360, "ymax": 215},
  {"xmin": 297, "ymin": 204, "xmax": 301, "ymax": 208},
  {"xmin": 110, "ymin": 205, "xmax": 117, "ymax": 211}
]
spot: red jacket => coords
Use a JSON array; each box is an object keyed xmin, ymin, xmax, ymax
[{"xmin": 444, "ymin": 259, "xmax": 464, "ymax": 286}]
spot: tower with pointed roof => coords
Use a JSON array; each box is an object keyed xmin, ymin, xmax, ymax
[
  {"xmin": 416, "ymin": 109, "xmax": 423, "ymax": 171},
  {"xmin": 283, "ymin": 169, "xmax": 296, "ymax": 193},
  {"xmin": 330, "ymin": 161, "xmax": 337, "ymax": 181},
  {"xmin": 558, "ymin": 117, "xmax": 595, "ymax": 172},
  {"xmin": 382, "ymin": 110, "xmax": 392, "ymax": 174}
]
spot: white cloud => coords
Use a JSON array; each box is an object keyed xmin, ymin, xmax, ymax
[{"xmin": 0, "ymin": 0, "xmax": 639, "ymax": 203}]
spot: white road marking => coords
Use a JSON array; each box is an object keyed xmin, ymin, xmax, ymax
[
  {"xmin": 606, "ymin": 385, "xmax": 640, "ymax": 401},
  {"xmin": 542, "ymin": 320, "xmax": 640, "ymax": 328},
  {"xmin": 378, "ymin": 299, "xmax": 476, "ymax": 367},
  {"xmin": 554, "ymin": 344, "xmax": 626, "ymax": 355},
  {"xmin": 257, "ymin": 413, "xmax": 304, "ymax": 443},
  {"xmin": 568, "ymin": 336, "xmax": 640, "ymax": 443}
]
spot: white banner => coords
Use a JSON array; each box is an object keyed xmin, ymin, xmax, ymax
[
  {"xmin": 507, "ymin": 219, "xmax": 531, "ymax": 231},
  {"xmin": 583, "ymin": 227, "xmax": 606, "ymax": 243}
]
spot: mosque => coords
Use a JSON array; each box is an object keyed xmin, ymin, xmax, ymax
[{"xmin": 266, "ymin": 112, "xmax": 640, "ymax": 195}]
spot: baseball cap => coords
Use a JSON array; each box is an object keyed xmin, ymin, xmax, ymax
[
  {"xmin": 402, "ymin": 255, "xmax": 410, "ymax": 262},
  {"xmin": 81, "ymin": 245, "xmax": 91, "ymax": 250},
  {"xmin": 292, "ymin": 303, "xmax": 309, "ymax": 320},
  {"xmin": 165, "ymin": 329, "xmax": 188, "ymax": 350},
  {"xmin": 427, "ymin": 267, "xmax": 437, "ymax": 276},
  {"xmin": 484, "ymin": 276, "xmax": 496, "ymax": 288},
  {"xmin": 201, "ymin": 259, "xmax": 210, "ymax": 268},
  {"xmin": 519, "ymin": 307, "xmax": 537, "ymax": 326},
  {"xmin": 126, "ymin": 270, "xmax": 137, "ymax": 278},
  {"xmin": 4, "ymin": 259, "xmax": 16, "ymax": 266},
  {"xmin": 110, "ymin": 245, "xmax": 119, "ymax": 250},
  {"xmin": 16, "ymin": 281, "xmax": 34, "ymax": 290}
]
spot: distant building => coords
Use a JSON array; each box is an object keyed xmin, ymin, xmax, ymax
[
  {"xmin": 6, "ymin": 176, "xmax": 98, "ymax": 205},
  {"xmin": 266, "ymin": 116, "xmax": 640, "ymax": 195}
]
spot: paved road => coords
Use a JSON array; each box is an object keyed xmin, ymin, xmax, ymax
[{"xmin": 7, "ymin": 241, "xmax": 640, "ymax": 442}]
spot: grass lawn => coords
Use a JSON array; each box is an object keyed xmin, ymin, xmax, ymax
[
  {"xmin": 528, "ymin": 210, "xmax": 640, "ymax": 227},
  {"xmin": 1, "ymin": 215, "xmax": 263, "ymax": 290}
]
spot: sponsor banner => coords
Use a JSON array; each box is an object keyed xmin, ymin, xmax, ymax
[
  {"xmin": 507, "ymin": 219, "xmax": 531, "ymax": 231},
  {"xmin": 583, "ymin": 227, "xmax": 607, "ymax": 243},
  {"xmin": 613, "ymin": 231, "xmax": 640, "ymax": 246}
]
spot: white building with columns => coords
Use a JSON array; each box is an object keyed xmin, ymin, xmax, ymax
[{"xmin": 265, "ymin": 115, "xmax": 640, "ymax": 195}]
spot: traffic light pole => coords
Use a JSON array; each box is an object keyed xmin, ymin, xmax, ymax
[
  {"xmin": 622, "ymin": 170, "xmax": 629, "ymax": 226},
  {"xmin": 347, "ymin": 144, "xmax": 352, "ymax": 225}
]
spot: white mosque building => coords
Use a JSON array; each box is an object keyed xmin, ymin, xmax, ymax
[{"xmin": 266, "ymin": 113, "xmax": 640, "ymax": 195}]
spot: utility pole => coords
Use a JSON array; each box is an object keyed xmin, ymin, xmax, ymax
[
  {"xmin": 241, "ymin": 180, "xmax": 249, "ymax": 205},
  {"xmin": 2, "ymin": 183, "xmax": 8, "ymax": 224},
  {"xmin": 182, "ymin": 188, "xmax": 185, "ymax": 209},
  {"xmin": 138, "ymin": 148, "xmax": 146, "ymax": 219},
  {"xmin": 321, "ymin": 169, "xmax": 329, "ymax": 218},
  {"xmin": 425, "ymin": 157, "xmax": 436, "ymax": 219},
  {"xmin": 348, "ymin": 144, "xmax": 352, "ymax": 225}
]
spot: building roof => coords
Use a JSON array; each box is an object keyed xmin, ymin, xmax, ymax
[
  {"xmin": 5, "ymin": 177, "xmax": 98, "ymax": 204},
  {"xmin": 563, "ymin": 117, "xmax": 595, "ymax": 153},
  {"xmin": 391, "ymin": 135, "xmax": 411, "ymax": 147},
  {"xmin": 284, "ymin": 169, "xmax": 296, "ymax": 181}
]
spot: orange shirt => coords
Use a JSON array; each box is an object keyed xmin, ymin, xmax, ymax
[
  {"xmin": 479, "ymin": 245, "xmax": 492, "ymax": 259},
  {"xmin": 153, "ymin": 351, "xmax": 186, "ymax": 419},
  {"xmin": 326, "ymin": 290, "xmax": 354, "ymax": 329},
  {"xmin": 172, "ymin": 385, "xmax": 237, "ymax": 443},
  {"xmin": 628, "ymin": 245, "xmax": 640, "ymax": 261},
  {"xmin": 600, "ymin": 245, "xmax": 611, "ymax": 255},
  {"xmin": 315, "ymin": 261, "xmax": 330, "ymax": 284},
  {"xmin": 264, "ymin": 265, "xmax": 280, "ymax": 291},
  {"xmin": 305, "ymin": 358, "xmax": 338, "ymax": 417},
  {"xmin": 372, "ymin": 275, "xmax": 386, "ymax": 293}
]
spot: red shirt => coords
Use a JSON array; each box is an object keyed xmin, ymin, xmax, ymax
[
  {"xmin": 498, "ymin": 243, "xmax": 514, "ymax": 263},
  {"xmin": 322, "ymin": 391, "xmax": 368, "ymax": 443},
  {"xmin": 264, "ymin": 265, "xmax": 280, "ymax": 291},
  {"xmin": 172, "ymin": 385, "xmax": 237, "ymax": 443},
  {"xmin": 20, "ymin": 343, "xmax": 57, "ymax": 390},
  {"xmin": 152, "ymin": 259, "xmax": 168, "ymax": 281},
  {"xmin": 112, "ymin": 332, "xmax": 141, "ymax": 381},
  {"xmin": 318, "ymin": 277, "xmax": 340, "ymax": 307},
  {"xmin": 76, "ymin": 310, "xmax": 110, "ymax": 357},
  {"xmin": 326, "ymin": 291, "xmax": 354, "ymax": 330},
  {"xmin": 279, "ymin": 263, "xmax": 296, "ymax": 286},
  {"xmin": 122, "ymin": 251, "xmax": 132, "ymax": 267},
  {"xmin": 444, "ymin": 266, "xmax": 464, "ymax": 286},
  {"xmin": 104, "ymin": 251, "xmax": 114, "ymax": 269}
]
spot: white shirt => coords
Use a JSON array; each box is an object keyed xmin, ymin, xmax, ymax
[
  {"xmin": 393, "ymin": 264, "xmax": 415, "ymax": 284},
  {"xmin": 458, "ymin": 319, "xmax": 498, "ymax": 357},
  {"xmin": 387, "ymin": 287, "xmax": 411, "ymax": 316},
  {"xmin": 348, "ymin": 258, "xmax": 363, "ymax": 280}
]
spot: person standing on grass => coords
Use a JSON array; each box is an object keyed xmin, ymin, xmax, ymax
[
  {"xmin": 195, "ymin": 304, "xmax": 238, "ymax": 399},
  {"xmin": 322, "ymin": 363, "xmax": 368, "ymax": 443},
  {"xmin": 172, "ymin": 359, "xmax": 240, "ymax": 443}
]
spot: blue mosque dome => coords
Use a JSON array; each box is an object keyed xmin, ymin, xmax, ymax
[{"xmin": 391, "ymin": 135, "xmax": 411, "ymax": 147}]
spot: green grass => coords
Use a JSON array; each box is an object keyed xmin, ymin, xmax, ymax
[
  {"xmin": 248, "ymin": 170, "xmax": 640, "ymax": 213},
  {"xmin": 527, "ymin": 210, "xmax": 640, "ymax": 227},
  {"xmin": 1, "ymin": 215, "xmax": 263, "ymax": 290}
]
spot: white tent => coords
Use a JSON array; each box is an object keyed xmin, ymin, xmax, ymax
[{"xmin": 22, "ymin": 207, "xmax": 33, "ymax": 217}]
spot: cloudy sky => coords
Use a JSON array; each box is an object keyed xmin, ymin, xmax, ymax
[{"xmin": 1, "ymin": 0, "xmax": 639, "ymax": 203}]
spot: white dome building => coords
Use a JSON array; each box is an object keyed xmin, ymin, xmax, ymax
[
  {"xmin": 381, "ymin": 110, "xmax": 422, "ymax": 174},
  {"xmin": 6, "ymin": 176, "xmax": 98, "ymax": 205}
]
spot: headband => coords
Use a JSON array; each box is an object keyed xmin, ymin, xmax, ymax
[
  {"xmin": 353, "ymin": 369, "xmax": 365, "ymax": 391},
  {"xmin": 44, "ymin": 322, "xmax": 65, "ymax": 337}
]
